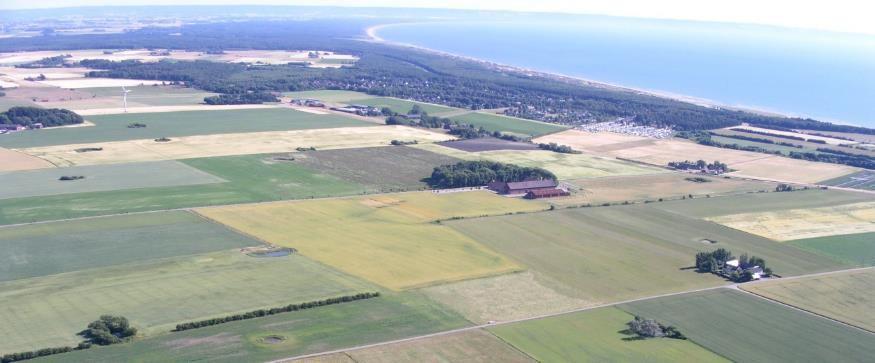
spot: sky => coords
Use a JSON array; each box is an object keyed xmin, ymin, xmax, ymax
[{"xmin": 3, "ymin": 0, "xmax": 874, "ymax": 36}]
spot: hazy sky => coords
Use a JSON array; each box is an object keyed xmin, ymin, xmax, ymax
[{"xmin": 3, "ymin": 0, "xmax": 874, "ymax": 35}]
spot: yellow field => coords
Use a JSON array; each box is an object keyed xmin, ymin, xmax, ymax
[
  {"xmin": 0, "ymin": 146, "xmax": 54, "ymax": 171},
  {"xmin": 742, "ymin": 269, "xmax": 875, "ymax": 331},
  {"xmin": 708, "ymin": 201, "xmax": 875, "ymax": 241},
  {"xmin": 196, "ymin": 191, "xmax": 547, "ymax": 290},
  {"xmin": 422, "ymin": 271, "xmax": 591, "ymax": 324},
  {"xmin": 20, "ymin": 126, "xmax": 454, "ymax": 166},
  {"xmin": 535, "ymin": 130, "xmax": 858, "ymax": 183},
  {"xmin": 412, "ymin": 144, "xmax": 662, "ymax": 180}
]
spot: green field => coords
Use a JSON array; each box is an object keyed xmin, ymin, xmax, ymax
[
  {"xmin": 447, "ymin": 205, "xmax": 846, "ymax": 303},
  {"xmin": 450, "ymin": 112, "xmax": 568, "ymax": 137},
  {"xmin": 652, "ymin": 188, "xmax": 874, "ymax": 218},
  {"xmin": 822, "ymin": 170, "xmax": 875, "ymax": 190},
  {"xmin": 490, "ymin": 307, "xmax": 726, "ymax": 362},
  {"xmin": 788, "ymin": 232, "xmax": 875, "ymax": 266},
  {"xmin": 0, "ymin": 108, "xmax": 371, "ymax": 148},
  {"xmin": 0, "ymin": 154, "xmax": 364, "ymax": 225},
  {"xmin": 344, "ymin": 329, "xmax": 533, "ymax": 363},
  {"xmin": 0, "ymin": 96, "xmax": 37, "ymax": 111},
  {"xmin": 743, "ymin": 269, "xmax": 875, "ymax": 331},
  {"xmin": 34, "ymin": 292, "xmax": 469, "ymax": 363},
  {"xmin": 84, "ymin": 85, "xmax": 217, "ymax": 106},
  {"xmin": 0, "ymin": 160, "xmax": 224, "ymax": 199},
  {"xmin": 620, "ymin": 289, "xmax": 875, "ymax": 362},
  {"xmin": 0, "ymin": 211, "xmax": 258, "ymax": 281},
  {"xmin": 352, "ymin": 97, "xmax": 458, "ymax": 115},
  {"xmin": 284, "ymin": 90, "xmax": 374, "ymax": 103},
  {"xmin": 292, "ymin": 146, "xmax": 460, "ymax": 192},
  {"xmin": 0, "ymin": 251, "xmax": 375, "ymax": 354}
]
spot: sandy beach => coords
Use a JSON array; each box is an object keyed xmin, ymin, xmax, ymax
[{"xmin": 364, "ymin": 23, "xmax": 802, "ymax": 120}]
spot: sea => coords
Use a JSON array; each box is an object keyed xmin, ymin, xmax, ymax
[{"xmin": 376, "ymin": 16, "xmax": 875, "ymax": 127}]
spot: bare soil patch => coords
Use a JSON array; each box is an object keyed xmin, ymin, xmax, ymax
[{"xmin": 0, "ymin": 146, "xmax": 54, "ymax": 171}]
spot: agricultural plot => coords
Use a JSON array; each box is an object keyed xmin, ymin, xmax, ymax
[
  {"xmin": 291, "ymin": 146, "xmax": 460, "ymax": 192},
  {"xmin": 789, "ymin": 232, "xmax": 875, "ymax": 266},
  {"xmin": 438, "ymin": 137, "xmax": 539, "ymax": 152},
  {"xmin": 284, "ymin": 90, "xmax": 374, "ymax": 103},
  {"xmin": 711, "ymin": 129, "xmax": 875, "ymax": 158},
  {"xmin": 620, "ymin": 289, "xmax": 875, "ymax": 362},
  {"xmin": 414, "ymin": 144, "xmax": 663, "ymax": 180},
  {"xmin": 450, "ymin": 111, "xmax": 568, "ymax": 137},
  {"xmin": 196, "ymin": 191, "xmax": 546, "ymax": 290},
  {"xmin": 707, "ymin": 201, "xmax": 875, "ymax": 241},
  {"xmin": 20, "ymin": 125, "xmax": 454, "ymax": 166},
  {"xmin": 38, "ymin": 78, "xmax": 164, "ymax": 88},
  {"xmin": 352, "ymin": 97, "xmax": 458, "ymax": 115},
  {"xmin": 421, "ymin": 271, "xmax": 591, "ymax": 324},
  {"xmin": 556, "ymin": 173, "xmax": 772, "ymax": 206},
  {"xmin": 342, "ymin": 330, "xmax": 534, "ymax": 363},
  {"xmin": 0, "ymin": 211, "xmax": 257, "ymax": 281},
  {"xmin": 489, "ymin": 307, "xmax": 726, "ymax": 362},
  {"xmin": 534, "ymin": 130, "xmax": 858, "ymax": 183},
  {"xmin": 728, "ymin": 125, "xmax": 855, "ymax": 145},
  {"xmin": 0, "ymin": 108, "xmax": 371, "ymax": 148},
  {"xmin": 0, "ymin": 160, "xmax": 224, "ymax": 199},
  {"xmin": 448, "ymin": 205, "xmax": 845, "ymax": 302},
  {"xmin": 0, "ymin": 146, "xmax": 53, "ymax": 172},
  {"xmin": 0, "ymin": 154, "xmax": 365, "ymax": 225},
  {"xmin": 42, "ymin": 85, "xmax": 218, "ymax": 110},
  {"xmin": 652, "ymin": 188, "xmax": 875, "ymax": 218},
  {"xmin": 742, "ymin": 269, "xmax": 875, "ymax": 331},
  {"xmin": 0, "ymin": 251, "xmax": 375, "ymax": 354},
  {"xmin": 36, "ymin": 292, "xmax": 469, "ymax": 363},
  {"xmin": 822, "ymin": 170, "xmax": 875, "ymax": 190}
]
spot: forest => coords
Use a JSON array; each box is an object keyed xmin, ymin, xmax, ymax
[
  {"xmin": 428, "ymin": 160, "xmax": 556, "ymax": 188},
  {"xmin": 3, "ymin": 20, "xmax": 874, "ymax": 134},
  {"xmin": 0, "ymin": 107, "xmax": 83, "ymax": 127}
]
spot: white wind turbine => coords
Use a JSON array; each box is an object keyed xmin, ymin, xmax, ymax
[{"xmin": 122, "ymin": 86, "xmax": 132, "ymax": 112}]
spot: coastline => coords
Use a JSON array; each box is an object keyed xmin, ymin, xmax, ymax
[{"xmin": 363, "ymin": 23, "xmax": 810, "ymax": 122}]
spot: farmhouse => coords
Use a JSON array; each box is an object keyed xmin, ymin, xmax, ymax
[
  {"xmin": 723, "ymin": 259, "xmax": 764, "ymax": 280},
  {"xmin": 488, "ymin": 179, "xmax": 558, "ymax": 195},
  {"xmin": 524, "ymin": 188, "xmax": 570, "ymax": 199},
  {"xmin": 0, "ymin": 124, "xmax": 26, "ymax": 132}
]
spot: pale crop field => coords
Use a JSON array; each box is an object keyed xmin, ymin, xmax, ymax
[
  {"xmin": 707, "ymin": 201, "xmax": 875, "ymax": 241},
  {"xmin": 534, "ymin": 130, "xmax": 858, "ymax": 183},
  {"xmin": 344, "ymin": 329, "xmax": 534, "ymax": 363},
  {"xmin": 421, "ymin": 271, "xmax": 592, "ymax": 324},
  {"xmin": 0, "ymin": 251, "xmax": 375, "ymax": 354},
  {"xmin": 742, "ymin": 269, "xmax": 875, "ymax": 331},
  {"xmin": 0, "ymin": 146, "xmax": 53, "ymax": 171},
  {"xmin": 37, "ymin": 78, "xmax": 165, "ymax": 88},
  {"xmin": 20, "ymin": 126, "xmax": 455, "ymax": 166},
  {"xmin": 196, "ymin": 191, "xmax": 547, "ymax": 290},
  {"xmin": 489, "ymin": 307, "xmax": 726, "ymax": 362}
]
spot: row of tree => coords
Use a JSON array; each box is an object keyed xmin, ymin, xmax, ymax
[
  {"xmin": 428, "ymin": 160, "xmax": 556, "ymax": 188},
  {"xmin": 667, "ymin": 160, "xmax": 729, "ymax": 173},
  {"xmin": 173, "ymin": 292, "xmax": 380, "ymax": 331},
  {"xmin": 1, "ymin": 315, "xmax": 135, "ymax": 363},
  {"xmin": 203, "ymin": 91, "xmax": 278, "ymax": 105},
  {"xmin": 537, "ymin": 142, "xmax": 580, "ymax": 154},
  {"xmin": 15, "ymin": 55, "xmax": 70, "ymax": 68},
  {"xmin": 0, "ymin": 107, "xmax": 83, "ymax": 127}
]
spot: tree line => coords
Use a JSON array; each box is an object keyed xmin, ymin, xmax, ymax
[
  {"xmin": 203, "ymin": 91, "xmax": 278, "ymax": 105},
  {"xmin": 0, "ymin": 107, "xmax": 83, "ymax": 127},
  {"xmin": 537, "ymin": 142, "xmax": 580, "ymax": 154},
  {"xmin": 173, "ymin": 292, "xmax": 380, "ymax": 331},
  {"xmin": 428, "ymin": 160, "xmax": 556, "ymax": 189},
  {"xmin": 15, "ymin": 20, "xmax": 874, "ymax": 134}
]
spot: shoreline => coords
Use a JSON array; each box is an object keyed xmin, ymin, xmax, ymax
[{"xmin": 363, "ymin": 23, "xmax": 824, "ymax": 123}]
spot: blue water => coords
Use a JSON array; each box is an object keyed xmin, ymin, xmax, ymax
[{"xmin": 377, "ymin": 17, "xmax": 875, "ymax": 126}]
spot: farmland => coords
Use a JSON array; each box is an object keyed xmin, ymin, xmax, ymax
[
  {"xmin": 489, "ymin": 307, "xmax": 726, "ymax": 362},
  {"xmin": 822, "ymin": 170, "xmax": 875, "ymax": 190},
  {"xmin": 352, "ymin": 97, "xmax": 458, "ymax": 115},
  {"xmin": 0, "ymin": 108, "xmax": 371, "ymax": 148},
  {"xmin": 0, "ymin": 146, "xmax": 52, "ymax": 171},
  {"xmin": 284, "ymin": 90, "xmax": 373, "ymax": 103},
  {"xmin": 438, "ymin": 137, "xmax": 539, "ymax": 152},
  {"xmin": 556, "ymin": 173, "xmax": 772, "ymax": 206},
  {"xmin": 448, "ymin": 205, "xmax": 845, "ymax": 302},
  {"xmin": 43, "ymin": 85, "xmax": 218, "ymax": 110},
  {"xmin": 34, "ymin": 292, "xmax": 469, "ymax": 363},
  {"xmin": 742, "ymin": 269, "xmax": 875, "ymax": 331},
  {"xmin": 340, "ymin": 330, "xmax": 534, "ymax": 363},
  {"xmin": 450, "ymin": 111, "xmax": 568, "ymax": 137},
  {"xmin": 0, "ymin": 154, "xmax": 365, "ymax": 225},
  {"xmin": 0, "ymin": 249, "xmax": 375, "ymax": 354},
  {"xmin": 292, "ymin": 146, "xmax": 460, "ymax": 192},
  {"xmin": 422, "ymin": 271, "xmax": 591, "ymax": 324},
  {"xmin": 651, "ymin": 188, "xmax": 875, "ymax": 218},
  {"xmin": 0, "ymin": 160, "xmax": 224, "ymax": 199},
  {"xmin": 20, "ymin": 125, "xmax": 454, "ymax": 166},
  {"xmin": 0, "ymin": 211, "xmax": 257, "ymax": 281},
  {"xmin": 707, "ymin": 201, "xmax": 875, "ymax": 241},
  {"xmin": 196, "ymin": 191, "xmax": 546, "ymax": 290},
  {"xmin": 788, "ymin": 232, "xmax": 875, "ymax": 266},
  {"xmin": 620, "ymin": 289, "xmax": 875, "ymax": 362}
]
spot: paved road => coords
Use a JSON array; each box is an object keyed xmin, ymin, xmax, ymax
[{"xmin": 268, "ymin": 266, "xmax": 875, "ymax": 363}]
